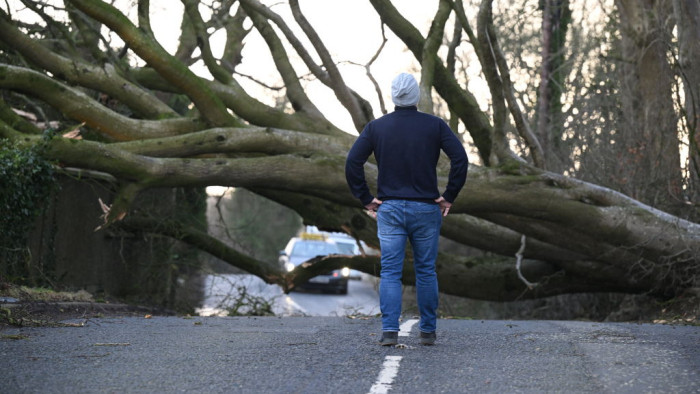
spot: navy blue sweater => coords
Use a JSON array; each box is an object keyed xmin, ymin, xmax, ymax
[{"xmin": 345, "ymin": 106, "xmax": 468, "ymax": 206}]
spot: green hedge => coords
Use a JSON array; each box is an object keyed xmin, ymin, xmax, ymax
[{"xmin": 0, "ymin": 137, "xmax": 56, "ymax": 283}]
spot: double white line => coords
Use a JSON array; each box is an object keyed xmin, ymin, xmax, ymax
[{"xmin": 368, "ymin": 319, "xmax": 419, "ymax": 394}]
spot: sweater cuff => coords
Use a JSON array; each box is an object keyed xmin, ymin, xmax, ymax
[
  {"xmin": 360, "ymin": 194, "xmax": 375, "ymax": 207},
  {"xmin": 442, "ymin": 191, "xmax": 457, "ymax": 204}
]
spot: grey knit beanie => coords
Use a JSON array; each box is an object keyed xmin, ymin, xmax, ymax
[{"xmin": 391, "ymin": 73, "xmax": 420, "ymax": 107}]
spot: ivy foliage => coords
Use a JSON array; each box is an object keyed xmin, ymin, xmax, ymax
[{"xmin": 0, "ymin": 135, "xmax": 56, "ymax": 280}]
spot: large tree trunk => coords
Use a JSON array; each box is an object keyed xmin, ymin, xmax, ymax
[
  {"xmin": 3, "ymin": 121, "xmax": 696, "ymax": 298},
  {"xmin": 614, "ymin": 0, "xmax": 684, "ymax": 213},
  {"xmin": 536, "ymin": 0, "xmax": 571, "ymax": 172},
  {"xmin": 674, "ymin": 0, "xmax": 700, "ymax": 209},
  {"xmin": 0, "ymin": 0, "xmax": 698, "ymax": 302}
]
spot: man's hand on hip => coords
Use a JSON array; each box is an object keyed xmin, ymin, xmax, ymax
[
  {"xmin": 435, "ymin": 197, "xmax": 451, "ymax": 217},
  {"xmin": 365, "ymin": 198, "xmax": 383, "ymax": 218}
]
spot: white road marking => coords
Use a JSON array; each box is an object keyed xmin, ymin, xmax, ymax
[
  {"xmin": 399, "ymin": 319, "xmax": 418, "ymax": 337},
  {"xmin": 368, "ymin": 355, "xmax": 403, "ymax": 394}
]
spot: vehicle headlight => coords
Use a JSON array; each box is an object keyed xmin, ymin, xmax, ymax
[
  {"xmin": 341, "ymin": 267, "xmax": 350, "ymax": 277},
  {"xmin": 285, "ymin": 262, "xmax": 295, "ymax": 272}
]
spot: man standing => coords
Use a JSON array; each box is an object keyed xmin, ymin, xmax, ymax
[{"xmin": 345, "ymin": 73, "xmax": 468, "ymax": 346}]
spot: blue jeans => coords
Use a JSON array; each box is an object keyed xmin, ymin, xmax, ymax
[{"xmin": 377, "ymin": 200, "xmax": 442, "ymax": 333}]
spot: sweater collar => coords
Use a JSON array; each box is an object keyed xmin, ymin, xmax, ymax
[{"xmin": 394, "ymin": 105, "xmax": 418, "ymax": 111}]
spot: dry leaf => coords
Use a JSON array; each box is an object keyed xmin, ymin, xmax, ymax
[
  {"xmin": 62, "ymin": 122, "xmax": 85, "ymax": 139},
  {"xmin": 11, "ymin": 108, "xmax": 37, "ymax": 121},
  {"xmin": 61, "ymin": 130, "xmax": 81, "ymax": 139},
  {"xmin": 94, "ymin": 198, "xmax": 111, "ymax": 231},
  {"xmin": 95, "ymin": 198, "xmax": 126, "ymax": 231}
]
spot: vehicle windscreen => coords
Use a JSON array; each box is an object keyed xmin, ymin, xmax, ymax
[
  {"xmin": 291, "ymin": 241, "xmax": 338, "ymax": 258},
  {"xmin": 334, "ymin": 242, "xmax": 356, "ymax": 255}
]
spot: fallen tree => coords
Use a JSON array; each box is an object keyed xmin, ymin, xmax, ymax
[{"xmin": 0, "ymin": 0, "xmax": 698, "ymax": 300}]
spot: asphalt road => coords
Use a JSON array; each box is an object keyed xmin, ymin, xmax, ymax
[
  {"xmin": 198, "ymin": 274, "xmax": 381, "ymax": 317},
  {"xmin": 1, "ymin": 316, "xmax": 698, "ymax": 393}
]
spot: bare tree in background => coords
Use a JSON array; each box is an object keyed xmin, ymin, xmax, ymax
[{"xmin": 674, "ymin": 0, "xmax": 700, "ymax": 208}]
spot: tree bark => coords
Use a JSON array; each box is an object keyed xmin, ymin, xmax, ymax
[
  {"xmin": 1, "ymin": 0, "xmax": 698, "ymax": 302},
  {"xmin": 66, "ymin": 0, "xmax": 240, "ymax": 127},
  {"xmin": 614, "ymin": 0, "xmax": 683, "ymax": 212},
  {"xmin": 8, "ymin": 125, "xmax": 695, "ymax": 296},
  {"xmin": 674, "ymin": 0, "xmax": 700, "ymax": 206}
]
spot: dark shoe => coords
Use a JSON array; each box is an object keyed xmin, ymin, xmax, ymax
[
  {"xmin": 379, "ymin": 331, "xmax": 398, "ymax": 346},
  {"xmin": 420, "ymin": 331, "xmax": 436, "ymax": 346}
]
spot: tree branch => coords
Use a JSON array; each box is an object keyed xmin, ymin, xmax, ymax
[
  {"xmin": 113, "ymin": 126, "xmax": 353, "ymax": 158},
  {"xmin": 182, "ymin": 0, "xmax": 234, "ymax": 84},
  {"xmin": 365, "ymin": 23, "xmax": 389, "ymax": 115},
  {"xmin": 220, "ymin": 4, "xmax": 249, "ymax": 72},
  {"xmin": 30, "ymin": 126, "xmax": 699, "ymax": 287},
  {"xmin": 240, "ymin": 0, "xmax": 374, "ymax": 130},
  {"xmin": 173, "ymin": 4, "xmax": 198, "ymax": 63},
  {"xmin": 120, "ymin": 216, "xmax": 286, "ymax": 285},
  {"xmin": 446, "ymin": 13, "xmax": 462, "ymax": 131},
  {"xmin": 137, "ymin": 0, "xmax": 154, "ymax": 38},
  {"xmin": 95, "ymin": 182, "xmax": 144, "ymax": 230},
  {"xmin": 0, "ymin": 11, "xmax": 177, "ymax": 119},
  {"xmin": 419, "ymin": 0, "xmax": 451, "ymax": 114},
  {"xmin": 484, "ymin": 3, "xmax": 545, "ymax": 168},
  {"xmin": 129, "ymin": 67, "xmax": 345, "ymax": 135},
  {"xmin": 289, "ymin": 0, "xmax": 370, "ymax": 131},
  {"xmin": 65, "ymin": 0, "xmax": 239, "ymax": 127},
  {"xmin": 477, "ymin": 0, "xmax": 513, "ymax": 165},
  {"xmin": 241, "ymin": 4, "xmax": 324, "ymax": 119},
  {"xmin": 238, "ymin": 0, "xmax": 328, "ymax": 82},
  {"xmin": 0, "ymin": 96, "xmax": 42, "ymax": 135},
  {"xmin": 515, "ymin": 235, "xmax": 538, "ymax": 289},
  {"xmin": 0, "ymin": 65, "xmax": 204, "ymax": 140}
]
